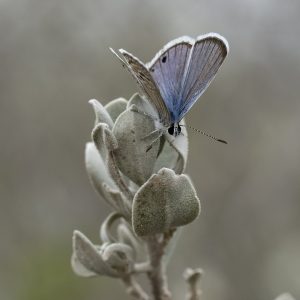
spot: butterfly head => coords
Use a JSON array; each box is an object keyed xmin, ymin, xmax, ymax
[{"xmin": 168, "ymin": 123, "xmax": 182, "ymax": 137}]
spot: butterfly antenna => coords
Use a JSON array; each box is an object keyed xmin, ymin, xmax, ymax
[{"xmin": 182, "ymin": 124, "xmax": 228, "ymax": 144}]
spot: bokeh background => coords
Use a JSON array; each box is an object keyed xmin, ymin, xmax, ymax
[{"xmin": 1, "ymin": 0, "xmax": 300, "ymax": 299}]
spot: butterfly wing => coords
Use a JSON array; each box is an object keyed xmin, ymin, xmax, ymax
[
  {"xmin": 110, "ymin": 48, "xmax": 171, "ymax": 126},
  {"xmin": 146, "ymin": 36, "xmax": 193, "ymax": 123},
  {"xmin": 178, "ymin": 33, "xmax": 229, "ymax": 121}
]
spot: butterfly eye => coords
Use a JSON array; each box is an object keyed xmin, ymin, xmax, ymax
[
  {"xmin": 162, "ymin": 56, "xmax": 167, "ymax": 63},
  {"xmin": 168, "ymin": 125, "xmax": 174, "ymax": 135}
]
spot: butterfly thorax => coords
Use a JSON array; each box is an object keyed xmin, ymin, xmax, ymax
[{"xmin": 168, "ymin": 123, "xmax": 182, "ymax": 137}]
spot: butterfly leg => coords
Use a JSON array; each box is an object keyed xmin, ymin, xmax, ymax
[
  {"xmin": 129, "ymin": 104, "xmax": 159, "ymax": 122},
  {"xmin": 146, "ymin": 130, "xmax": 164, "ymax": 152},
  {"xmin": 141, "ymin": 129, "xmax": 161, "ymax": 141}
]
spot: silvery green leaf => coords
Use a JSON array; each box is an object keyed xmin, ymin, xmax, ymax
[
  {"xmin": 127, "ymin": 94, "xmax": 188, "ymax": 174},
  {"xmin": 128, "ymin": 180, "xmax": 140, "ymax": 194},
  {"xmin": 85, "ymin": 142, "xmax": 117, "ymax": 200},
  {"xmin": 72, "ymin": 230, "xmax": 118, "ymax": 277},
  {"xmin": 127, "ymin": 93, "xmax": 158, "ymax": 120},
  {"xmin": 71, "ymin": 253, "xmax": 97, "ymax": 277},
  {"xmin": 112, "ymin": 107, "xmax": 160, "ymax": 186},
  {"xmin": 92, "ymin": 123, "xmax": 118, "ymax": 162},
  {"xmin": 102, "ymin": 184, "xmax": 131, "ymax": 219},
  {"xmin": 91, "ymin": 123, "xmax": 133, "ymax": 199},
  {"xmin": 100, "ymin": 212, "xmax": 123, "ymax": 244},
  {"xmin": 154, "ymin": 139, "xmax": 182, "ymax": 173},
  {"xmin": 102, "ymin": 243, "xmax": 134, "ymax": 275},
  {"xmin": 106, "ymin": 149, "xmax": 134, "ymax": 201},
  {"xmin": 127, "ymin": 94, "xmax": 166, "ymax": 156},
  {"xmin": 85, "ymin": 142, "xmax": 130, "ymax": 214},
  {"xmin": 132, "ymin": 168, "xmax": 200, "ymax": 236},
  {"xmin": 275, "ymin": 294, "xmax": 296, "ymax": 300},
  {"xmin": 105, "ymin": 97, "xmax": 128, "ymax": 122},
  {"xmin": 117, "ymin": 222, "xmax": 143, "ymax": 260},
  {"xmin": 89, "ymin": 99, "xmax": 114, "ymax": 129}
]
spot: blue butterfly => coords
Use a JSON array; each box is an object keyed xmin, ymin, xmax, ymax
[{"xmin": 110, "ymin": 33, "xmax": 228, "ymax": 141}]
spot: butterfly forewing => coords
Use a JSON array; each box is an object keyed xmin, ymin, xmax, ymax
[
  {"xmin": 147, "ymin": 37, "xmax": 193, "ymax": 123},
  {"xmin": 178, "ymin": 34, "xmax": 228, "ymax": 120},
  {"xmin": 116, "ymin": 49, "xmax": 171, "ymax": 126}
]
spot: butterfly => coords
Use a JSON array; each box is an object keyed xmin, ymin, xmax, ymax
[{"xmin": 110, "ymin": 33, "xmax": 228, "ymax": 142}]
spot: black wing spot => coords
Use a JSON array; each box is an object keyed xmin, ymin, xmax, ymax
[
  {"xmin": 150, "ymin": 68, "xmax": 155, "ymax": 72},
  {"xmin": 162, "ymin": 56, "xmax": 167, "ymax": 63}
]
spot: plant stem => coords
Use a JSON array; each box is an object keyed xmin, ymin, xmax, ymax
[
  {"xmin": 122, "ymin": 275, "xmax": 149, "ymax": 300},
  {"xmin": 133, "ymin": 261, "xmax": 152, "ymax": 273},
  {"xmin": 146, "ymin": 235, "xmax": 172, "ymax": 300}
]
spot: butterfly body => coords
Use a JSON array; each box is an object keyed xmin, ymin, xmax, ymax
[{"xmin": 110, "ymin": 33, "xmax": 229, "ymax": 138}]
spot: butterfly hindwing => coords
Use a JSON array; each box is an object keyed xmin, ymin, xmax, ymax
[{"xmin": 178, "ymin": 33, "xmax": 228, "ymax": 120}]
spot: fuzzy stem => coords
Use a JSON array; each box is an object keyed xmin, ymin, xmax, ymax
[
  {"xmin": 133, "ymin": 261, "xmax": 152, "ymax": 273},
  {"xmin": 122, "ymin": 275, "xmax": 149, "ymax": 300},
  {"xmin": 146, "ymin": 235, "xmax": 172, "ymax": 300}
]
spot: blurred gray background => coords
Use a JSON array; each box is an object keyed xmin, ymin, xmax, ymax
[{"xmin": 1, "ymin": 0, "xmax": 300, "ymax": 299}]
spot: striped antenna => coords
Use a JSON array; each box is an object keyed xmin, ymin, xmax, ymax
[{"xmin": 181, "ymin": 124, "xmax": 228, "ymax": 144}]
